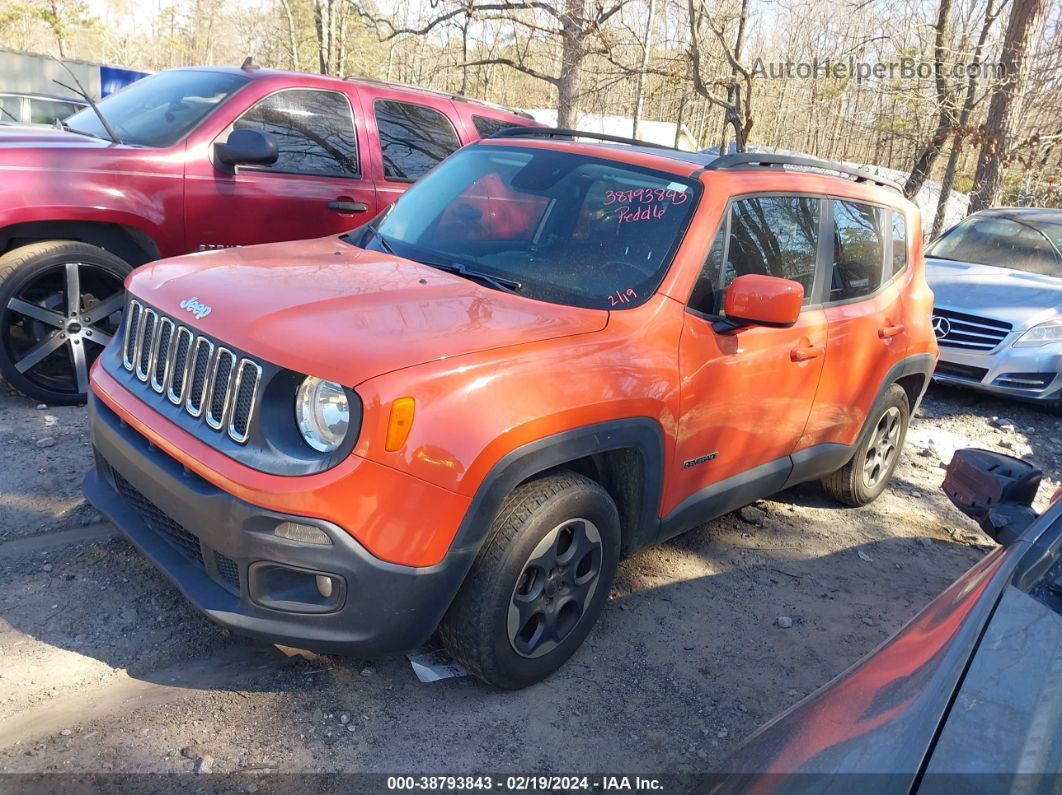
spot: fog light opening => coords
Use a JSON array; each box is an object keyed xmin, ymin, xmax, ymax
[
  {"xmin": 315, "ymin": 575, "xmax": 334, "ymax": 598},
  {"xmin": 274, "ymin": 521, "xmax": 332, "ymax": 545}
]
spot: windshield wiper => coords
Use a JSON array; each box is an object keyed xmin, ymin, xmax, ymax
[
  {"xmin": 51, "ymin": 57, "xmax": 122, "ymax": 144},
  {"xmin": 427, "ymin": 261, "xmax": 523, "ymax": 293}
]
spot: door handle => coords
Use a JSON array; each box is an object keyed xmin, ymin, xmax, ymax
[
  {"xmin": 878, "ymin": 323, "xmax": 905, "ymax": 339},
  {"xmin": 327, "ymin": 200, "xmax": 368, "ymax": 214},
  {"xmin": 790, "ymin": 344, "xmax": 825, "ymax": 362}
]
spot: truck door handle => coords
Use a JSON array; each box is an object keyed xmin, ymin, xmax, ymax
[
  {"xmin": 878, "ymin": 323, "xmax": 905, "ymax": 339},
  {"xmin": 327, "ymin": 200, "xmax": 368, "ymax": 214},
  {"xmin": 790, "ymin": 344, "xmax": 825, "ymax": 362}
]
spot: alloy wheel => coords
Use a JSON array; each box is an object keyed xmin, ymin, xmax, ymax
[
  {"xmin": 2, "ymin": 262, "xmax": 124, "ymax": 398},
  {"xmin": 862, "ymin": 406, "xmax": 902, "ymax": 489},
  {"xmin": 507, "ymin": 518, "xmax": 603, "ymax": 659}
]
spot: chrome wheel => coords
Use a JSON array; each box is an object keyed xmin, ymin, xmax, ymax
[
  {"xmin": 2, "ymin": 261, "xmax": 124, "ymax": 398},
  {"xmin": 862, "ymin": 406, "xmax": 902, "ymax": 489},
  {"xmin": 507, "ymin": 518, "xmax": 603, "ymax": 659}
]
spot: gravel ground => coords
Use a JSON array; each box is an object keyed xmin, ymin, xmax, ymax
[{"xmin": 0, "ymin": 380, "xmax": 1054, "ymax": 779}]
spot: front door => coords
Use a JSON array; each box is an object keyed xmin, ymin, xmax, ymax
[
  {"xmin": 184, "ymin": 87, "xmax": 376, "ymax": 251},
  {"xmin": 671, "ymin": 195, "xmax": 829, "ymax": 517}
]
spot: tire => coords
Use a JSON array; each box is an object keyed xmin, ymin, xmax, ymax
[
  {"xmin": 0, "ymin": 241, "xmax": 131, "ymax": 405},
  {"xmin": 822, "ymin": 384, "xmax": 911, "ymax": 507},
  {"xmin": 440, "ymin": 471, "xmax": 621, "ymax": 689}
]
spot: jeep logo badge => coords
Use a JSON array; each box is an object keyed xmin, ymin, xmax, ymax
[{"xmin": 180, "ymin": 297, "xmax": 212, "ymax": 320}]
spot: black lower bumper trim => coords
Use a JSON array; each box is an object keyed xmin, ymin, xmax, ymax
[{"xmin": 83, "ymin": 392, "xmax": 467, "ymax": 655}]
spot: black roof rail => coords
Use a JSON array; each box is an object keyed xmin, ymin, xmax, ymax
[
  {"xmin": 705, "ymin": 152, "xmax": 902, "ymax": 192},
  {"xmin": 488, "ymin": 126, "xmax": 674, "ymax": 150}
]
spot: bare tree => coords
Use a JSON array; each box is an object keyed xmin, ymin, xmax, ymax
[
  {"xmin": 631, "ymin": 0, "xmax": 655, "ymax": 138},
  {"xmin": 931, "ymin": 0, "xmax": 1007, "ymax": 235},
  {"xmin": 686, "ymin": 0, "xmax": 753, "ymax": 151},
  {"xmin": 903, "ymin": 0, "xmax": 958, "ymax": 198},
  {"xmin": 969, "ymin": 0, "xmax": 1049, "ymax": 210}
]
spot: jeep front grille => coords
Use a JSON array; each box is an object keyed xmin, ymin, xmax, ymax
[
  {"xmin": 121, "ymin": 299, "xmax": 262, "ymax": 444},
  {"xmin": 932, "ymin": 307, "xmax": 1012, "ymax": 351}
]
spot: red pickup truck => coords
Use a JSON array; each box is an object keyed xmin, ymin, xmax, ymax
[{"xmin": 0, "ymin": 64, "xmax": 536, "ymax": 405}]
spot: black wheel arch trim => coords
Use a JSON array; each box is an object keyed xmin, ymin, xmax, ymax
[{"xmin": 450, "ymin": 417, "xmax": 666, "ymax": 563}]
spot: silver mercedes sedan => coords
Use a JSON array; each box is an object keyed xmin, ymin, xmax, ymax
[{"xmin": 927, "ymin": 207, "xmax": 1062, "ymax": 408}]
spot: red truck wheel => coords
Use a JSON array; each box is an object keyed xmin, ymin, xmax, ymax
[{"xmin": 0, "ymin": 241, "xmax": 129, "ymax": 405}]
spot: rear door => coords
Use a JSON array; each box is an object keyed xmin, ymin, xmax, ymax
[
  {"xmin": 671, "ymin": 194, "xmax": 829, "ymax": 512},
  {"xmin": 799, "ymin": 199, "xmax": 908, "ymax": 449},
  {"xmin": 183, "ymin": 86, "xmax": 376, "ymax": 249},
  {"xmin": 358, "ymin": 89, "xmax": 466, "ymax": 212}
]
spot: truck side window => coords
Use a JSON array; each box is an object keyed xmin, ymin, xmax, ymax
[
  {"xmin": 375, "ymin": 100, "xmax": 461, "ymax": 182},
  {"xmin": 890, "ymin": 211, "xmax": 908, "ymax": 279},
  {"xmin": 830, "ymin": 200, "xmax": 885, "ymax": 301},
  {"xmin": 726, "ymin": 196, "xmax": 820, "ymax": 305},
  {"xmin": 472, "ymin": 115, "xmax": 517, "ymax": 138},
  {"xmin": 233, "ymin": 89, "xmax": 359, "ymax": 177}
]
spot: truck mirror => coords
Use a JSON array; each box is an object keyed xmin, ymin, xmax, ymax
[
  {"xmin": 214, "ymin": 129, "xmax": 279, "ymax": 169},
  {"xmin": 942, "ymin": 449, "xmax": 1041, "ymax": 546}
]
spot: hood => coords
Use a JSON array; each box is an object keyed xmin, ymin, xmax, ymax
[
  {"xmin": 127, "ymin": 236, "xmax": 609, "ymax": 386},
  {"xmin": 925, "ymin": 257, "xmax": 1062, "ymax": 330}
]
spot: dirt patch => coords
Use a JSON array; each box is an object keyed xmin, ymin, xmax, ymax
[{"xmin": 0, "ymin": 382, "xmax": 1054, "ymax": 774}]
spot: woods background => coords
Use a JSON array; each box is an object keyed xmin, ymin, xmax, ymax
[{"xmin": 2, "ymin": 0, "xmax": 1060, "ymax": 220}]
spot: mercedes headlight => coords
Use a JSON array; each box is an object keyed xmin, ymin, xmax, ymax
[
  {"xmin": 1014, "ymin": 321, "xmax": 1062, "ymax": 348},
  {"xmin": 295, "ymin": 376, "xmax": 350, "ymax": 452}
]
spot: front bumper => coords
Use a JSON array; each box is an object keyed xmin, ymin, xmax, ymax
[
  {"xmin": 934, "ymin": 343, "xmax": 1062, "ymax": 404},
  {"xmin": 84, "ymin": 393, "xmax": 470, "ymax": 654}
]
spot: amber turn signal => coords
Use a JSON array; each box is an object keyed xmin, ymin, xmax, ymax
[{"xmin": 385, "ymin": 397, "xmax": 415, "ymax": 451}]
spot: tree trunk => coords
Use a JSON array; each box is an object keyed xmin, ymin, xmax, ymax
[
  {"xmin": 903, "ymin": 0, "xmax": 955, "ymax": 198},
  {"xmin": 632, "ymin": 0, "xmax": 656, "ymax": 139},
  {"xmin": 932, "ymin": 0, "xmax": 999, "ymax": 235},
  {"xmin": 556, "ymin": 0, "xmax": 584, "ymax": 128},
  {"xmin": 969, "ymin": 0, "xmax": 1048, "ymax": 211}
]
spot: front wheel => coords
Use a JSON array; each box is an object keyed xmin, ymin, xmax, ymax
[
  {"xmin": 440, "ymin": 472, "xmax": 621, "ymax": 689},
  {"xmin": 822, "ymin": 384, "xmax": 911, "ymax": 507},
  {"xmin": 0, "ymin": 241, "xmax": 130, "ymax": 405}
]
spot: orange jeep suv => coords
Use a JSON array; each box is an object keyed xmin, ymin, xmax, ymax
[{"xmin": 83, "ymin": 130, "xmax": 937, "ymax": 688}]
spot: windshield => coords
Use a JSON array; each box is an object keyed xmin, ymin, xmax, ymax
[
  {"xmin": 64, "ymin": 70, "xmax": 249, "ymax": 147},
  {"xmin": 355, "ymin": 145, "xmax": 700, "ymax": 310},
  {"xmin": 927, "ymin": 214, "xmax": 1062, "ymax": 276}
]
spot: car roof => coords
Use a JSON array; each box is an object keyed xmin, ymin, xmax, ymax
[
  {"xmin": 165, "ymin": 66, "xmax": 532, "ymax": 119},
  {"xmin": 480, "ymin": 133, "xmax": 906, "ymax": 196},
  {"xmin": 974, "ymin": 206, "xmax": 1062, "ymax": 224}
]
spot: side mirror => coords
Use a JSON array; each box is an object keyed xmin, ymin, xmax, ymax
[
  {"xmin": 214, "ymin": 129, "xmax": 279, "ymax": 169},
  {"xmin": 718, "ymin": 274, "xmax": 804, "ymax": 332},
  {"xmin": 942, "ymin": 448, "xmax": 1041, "ymax": 546}
]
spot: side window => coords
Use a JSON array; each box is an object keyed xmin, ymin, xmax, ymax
[
  {"xmin": 30, "ymin": 99, "xmax": 80, "ymax": 124},
  {"xmin": 830, "ymin": 200, "xmax": 886, "ymax": 302},
  {"xmin": 0, "ymin": 95, "xmax": 20, "ymax": 123},
  {"xmin": 472, "ymin": 115, "xmax": 518, "ymax": 138},
  {"xmin": 232, "ymin": 89, "xmax": 359, "ymax": 177},
  {"xmin": 890, "ymin": 211, "xmax": 908, "ymax": 278},
  {"xmin": 375, "ymin": 100, "xmax": 461, "ymax": 182},
  {"xmin": 726, "ymin": 196, "xmax": 820, "ymax": 303},
  {"xmin": 687, "ymin": 196, "xmax": 820, "ymax": 315},
  {"xmin": 688, "ymin": 216, "xmax": 727, "ymax": 315}
]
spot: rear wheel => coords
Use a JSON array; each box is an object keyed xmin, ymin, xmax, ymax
[
  {"xmin": 822, "ymin": 384, "xmax": 910, "ymax": 507},
  {"xmin": 0, "ymin": 241, "xmax": 129, "ymax": 405},
  {"xmin": 440, "ymin": 472, "xmax": 620, "ymax": 689}
]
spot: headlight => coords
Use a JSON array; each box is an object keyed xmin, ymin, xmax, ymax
[
  {"xmin": 1014, "ymin": 321, "xmax": 1062, "ymax": 347},
  {"xmin": 295, "ymin": 376, "xmax": 350, "ymax": 452}
]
